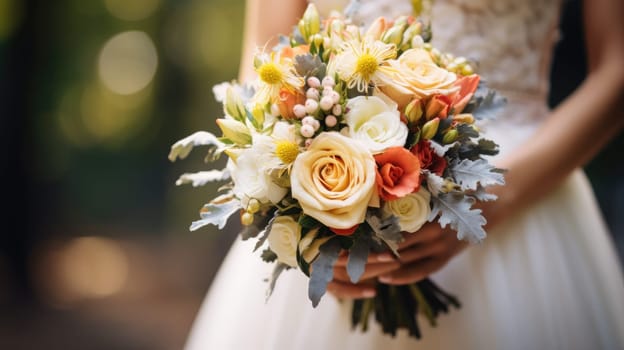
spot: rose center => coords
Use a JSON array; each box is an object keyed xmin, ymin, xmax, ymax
[
  {"xmin": 355, "ymin": 53, "xmax": 378, "ymax": 80},
  {"xmin": 258, "ymin": 62, "xmax": 283, "ymax": 85},
  {"xmin": 380, "ymin": 163, "xmax": 404, "ymax": 187}
]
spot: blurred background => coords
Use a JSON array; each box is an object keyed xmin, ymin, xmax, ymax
[{"xmin": 0, "ymin": 0, "xmax": 621, "ymax": 349}]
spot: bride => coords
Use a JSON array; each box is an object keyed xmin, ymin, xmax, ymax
[{"xmin": 186, "ymin": 0, "xmax": 624, "ymax": 348}]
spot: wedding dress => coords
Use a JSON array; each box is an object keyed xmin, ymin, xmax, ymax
[{"xmin": 185, "ymin": 0, "xmax": 624, "ymax": 348}]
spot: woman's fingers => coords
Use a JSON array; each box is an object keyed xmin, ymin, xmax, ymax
[
  {"xmin": 378, "ymin": 257, "xmax": 447, "ymax": 285},
  {"xmin": 327, "ymin": 280, "xmax": 376, "ymax": 299},
  {"xmin": 333, "ymin": 260, "xmax": 401, "ymax": 283},
  {"xmin": 398, "ymin": 223, "xmax": 442, "ymax": 250}
]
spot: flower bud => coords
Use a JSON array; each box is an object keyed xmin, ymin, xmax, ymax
[
  {"xmin": 216, "ymin": 118, "xmax": 252, "ymax": 145},
  {"xmin": 332, "ymin": 104, "xmax": 342, "ymax": 116},
  {"xmin": 306, "ymin": 88, "xmax": 320, "ymax": 100},
  {"xmin": 381, "ymin": 24, "xmax": 407, "ymax": 46},
  {"xmin": 305, "ymin": 99, "xmax": 319, "ymax": 114},
  {"xmin": 247, "ymin": 199, "xmax": 260, "ymax": 214},
  {"xmin": 453, "ymin": 113, "xmax": 475, "ymax": 124},
  {"xmin": 365, "ymin": 17, "xmax": 387, "ymax": 40},
  {"xmin": 223, "ymin": 87, "xmax": 246, "ymax": 121},
  {"xmin": 325, "ymin": 115, "xmax": 337, "ymax": 127},
  {"xmin": 421, "ymin": 117, "xmax": 440, "ymax": 140},
  {"xmin": 312, "ymin": 33, "xmax": 324, "ymax": 47},
  {"xmin": 442, "ymin": 129, "xmax": 458, "ymax": 144},
  {"xmin": 404, "ymin": 99, "xmax": 423, "ymax": 124},
  {"xmin": 300, "ymin": 124, "xmax": 315, "ymax": 138},
  {"xmin": 241, "ymin": 211, "xmax": 254, "ymax": 226},
  {"xmin": 293, "ymin": 104, "xmax": 307, "ymax": 119},
  {"xmin": 307, "ymin": 76, "xmax": 321, "ymax": 88},
  {"xmin": 298, "ymin": 3, "xmax": 320, "ymax": 41},
  {"xmin": 461, "ymin": 64, "xmax": 474, "ymax": 76},
  {"xmin": 320, "ymin": 96, "xmax": 334, "ymax": 111},
  {"xmin": 302, "ymin": 116, "xmax": 316, "ymax": 126},
  {"xmin": 322, "ymin": 76, "xmax": 335, "ymax": 88}
]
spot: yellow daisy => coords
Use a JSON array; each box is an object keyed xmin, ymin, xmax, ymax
[
  {"xmin": 253, "ymin": 52, "xmax": 304, "ymax": 105},
  {"xmin": 330, "ymin": 38, "xmax": 398, "ymax": 92}
]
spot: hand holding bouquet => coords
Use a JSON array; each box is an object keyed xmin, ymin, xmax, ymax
[{"xmin": 170, "ymin": 4, "xmax": 505, "ymax": 339}]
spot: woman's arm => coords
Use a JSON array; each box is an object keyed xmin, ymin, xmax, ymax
[
  {"xmin": 329, "ymin": 0, "xmax": 624, "ymax": 296},
  {"xmin": 239, "ymin": 0, "xmax": 307, "ymax": 81}
]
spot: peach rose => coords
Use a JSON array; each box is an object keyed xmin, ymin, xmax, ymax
[
  {"xmin": 291, "ymin": 132, "xmax": 377, "ymax": 229},
  {"xmin": 374, "ymin": 146, "xmax": 421, "ymax": 201},
  {"xmin": 379, "ymin": 48, "xmax": 458, "ymax": 109},
  {"xmin": 410, "ymin": 140, "xmax": 447, "ymax": 176}
]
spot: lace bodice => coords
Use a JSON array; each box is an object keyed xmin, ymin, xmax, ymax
[{"xmin": 314, "ymin": 0, "xmax": 562, "ymax": 104}]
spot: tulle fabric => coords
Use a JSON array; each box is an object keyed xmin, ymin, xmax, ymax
[{"xmin": 185, "ymin": 0, "xmax": 624, "ymax": 348}]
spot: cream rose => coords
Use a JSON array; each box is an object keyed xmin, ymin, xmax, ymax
[
  {"xmin": 267, "ymin": 216, "xmax": 301, "ymax": 267},
  {"xmin": 382, "ymin": 187, "xmax": 431, "ymax": 232},
  {"xmin": 344, "ymin": 95, "xmax": 408, "ymax": 154},
  {"xmin": 291, "ymin": 132, "xmax": 377, "ymax": 229},
  {"xmin": 380, "ymin": 48, "xmax": 458, "ymax": 108}
]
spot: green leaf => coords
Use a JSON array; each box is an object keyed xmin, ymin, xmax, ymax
[
  {"xmin": 428, "ymin": 193, "xmax": 486, "ymax": 243},
  {"xmin": 190, "ymin": 200, "xmax": 241, "ymax": 231},
  {"xmin": 298, "ymin": 214, "xmax": 321, "ymax": 230},
  {"xmin": 448, "ymin": 158, "xmax": 505, "ymax": 191},
  {"xmin": 346, "ymin": 233, "xmax": 370, "ymax": 283},
  {"xmin": 308, "ymin": 238, "xmax": 342, "ymax": 307}
]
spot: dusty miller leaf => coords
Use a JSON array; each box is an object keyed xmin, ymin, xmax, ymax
[
  {"xmin": 169, "ymin": 131, "xmax": 226, "ymax": 162},
  {"xmin": 471, "ymin": 185, "xmax": 498, "ymax": 202},
  {"xmin": 425, "ymin": 171, "xmax": 446, "ymax": 197},
  {"xmin": 175, "ymin": 170, "xmax": 230, "ymax": 187},
  {"xmin": 253, "ymin": 213, "xmax": 279, "ymax": 252},
  {"xmin": 429, "ymin": 140, "xmax": 457, "ymax": 157},
  {"xmin": 464, "ymin": 84, "xmax": 507, "ymax": 121},
  {"xmin": 309, "ymin": 238, "xmax": 342, "ymax": 307},
  {"xmin": 265, "ymin": 263, "xmax": 288, "ymax": 302},
  {"xmin": 449, "ymin": 158, "xmax": 505, "ymax": 191},
  {"xmin": 428, "ymin": 193, "xmax": 486, "ymax": 243},
  {"xmin": 347, "ymin": 234, "xmax": 370, "ymax": 283},
  {"xmin": 294, "ymin": 54, "xmax": 327, "ymax": 78},
  {"xmin": 190, "ymin": 200, "xmax": 240, "ymax": 231},
  {"xmin": 366, "ymin": 213, "xmax": 403, "ymax": 257}
]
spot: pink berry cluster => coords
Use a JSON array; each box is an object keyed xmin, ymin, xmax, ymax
[{"xmin": 292, "ymin": 76, "xmax": 343, "ymax": 142}]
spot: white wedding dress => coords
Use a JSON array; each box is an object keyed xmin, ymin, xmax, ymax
[{"xmin": 185, "ymin": 0, "xmax": 624, "ymax": 349}]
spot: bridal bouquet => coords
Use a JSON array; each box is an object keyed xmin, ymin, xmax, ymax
[{"xmin": 170, "ymin": 4, "xmax": 505, "ymax": 339}]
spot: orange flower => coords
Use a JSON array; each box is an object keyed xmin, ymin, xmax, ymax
[
  {"xmin": 374, "ymin": 147, "xmax": 421, "ymax": 201},
  {"xmin": 451, "ymin": 74, "xmax": 480, "ymax": 113},
  {"xmin": 277, "ymin": 88, "xmax": 305, "ymax": 120},
  {"xmin": 425, "ymin": 94, "xmax": 452, "ymax": 119},
  {"xmin": 280, "ymin": 45, "xmax": 310, "ymax": 59}
]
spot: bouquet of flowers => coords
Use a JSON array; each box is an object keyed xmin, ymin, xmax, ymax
[{"xmin": 170, "ymin": 4, "xmax": 505, "ymax": 339}]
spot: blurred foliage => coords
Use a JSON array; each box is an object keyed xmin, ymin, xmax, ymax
[{"xmin": 13, "ymin": 0, "xmax": 246, "ymax": 238}]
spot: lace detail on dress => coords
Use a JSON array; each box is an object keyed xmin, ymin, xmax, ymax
[{"xmin": 314, "ymin": 0, "xmax": 561, "ymax": 104}]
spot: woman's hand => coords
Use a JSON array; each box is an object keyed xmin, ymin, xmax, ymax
[{"xmin": 327, "ymin": 223, "xmax": 468, "ymax": 299}]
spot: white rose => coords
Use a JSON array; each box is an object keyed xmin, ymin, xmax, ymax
[
  {"xmin": 267, "ymin": 216, "xmax": 301, "ymax": 267},
  {"xmin": 382, "ymin": 187, "xmax": 431, "ymax": 232},
  {"xmin": 291, "ymin": 132, "xmax": 377, "ymax": 229},
  {"xmin": 228, "ymin": 149, "xmax": 288, "ymax": 206},
  {"xmin": 344, "ymin": 95, "xmax": 408, "ymax": 154}
]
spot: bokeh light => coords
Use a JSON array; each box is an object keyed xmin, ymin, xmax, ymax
[
  {"xmin": 36, "ymin": 237, "xmax": 129, "ymax": 307},
  {"xmin": 104, "ymin": 0, "xmax": 161, "ymax": 21},
  {"xmin": 0, "ymin": 0, "xmax": 22, "ymax": 40},
  {"xmin": 98, "ymin": 30, "xmax": 158, "ymax": 95}
]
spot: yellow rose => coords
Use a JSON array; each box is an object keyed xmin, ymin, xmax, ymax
[
  {"xmin": 291, "ymin": 132, "xmax": 377, "ymax": 229},
  {"xmin": 380, "ymin": 48, "xmax": 458, "ymax": 109}
]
